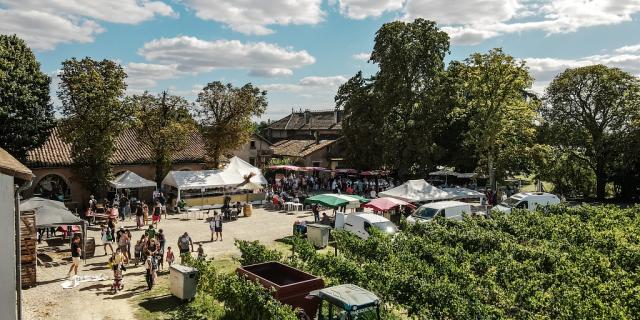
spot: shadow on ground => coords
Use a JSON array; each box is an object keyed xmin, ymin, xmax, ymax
[{"xmin": 137, "ymin": 294, "xmax": 185, "ymax": 313}]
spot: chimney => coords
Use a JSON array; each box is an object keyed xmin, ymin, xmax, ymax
[
  {"xmin": 304, "ymin": 109, "xmax": 311, "ymax": 125},
  {"xmin": 314, "ymin": 131, "xmax": 319, "ymax": 144}
]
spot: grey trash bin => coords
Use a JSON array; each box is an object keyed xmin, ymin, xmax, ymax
[
  {"xmin": 170, "ymin": 264, "xmax": 198, "ymax": 300},
  {"xmin": 306, "ymin": 223, "xmax": 332, "ymax": 248}
]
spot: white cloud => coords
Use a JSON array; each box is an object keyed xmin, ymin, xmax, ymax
[
  {"xmin": 524, "ymin": 47, "xmax": 640, "ymax": 94},
  {"xmin": 249, "ymin": 68, "xmax": 294, "ymax": 77},
  {"xmin": 125, "ymin": 62, "xmax": 181, "ymax": 89},
  {"xmin": 615, "ymin": 44, "xmax": 640, "ymax": 54},
  {"xmin": 352, "ymin": 52, "xmax": 370, "ymax": 61},
  {"xmin": 335, "ymin": 0, "xmax": 404, "ymax": 19},
  {"xmin": 0, "ymin": 0, "xmax": 175, "ymax": 24},
  {"xmin": 0, "ymin": 9, "xmax": 104, "ymax": 50},
  {"xmin": 183, "ymin": 0, "xmax": 324, "ymax": 35},
  {"xmin": 261, "ymin": 75, "xmax": 348, "ymax": 93},
  {"xmin": 332, "ymin": 0, "xmax": 640, "ymax": 45},
  {"xmin": 404, "ymin": 0, "xmax": 520, "ymax": 25},
  {"xmin": 0, "ymin": 0, "xmax": 174, "ymax": 50},
  {"xmin": 138, "ymin": 36, "xmax": 315, "ymax": 76}
]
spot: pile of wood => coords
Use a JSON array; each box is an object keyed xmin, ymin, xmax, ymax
[{"xmin": 20, "ymin": 210, "xmax": 36, "ymax": 288}]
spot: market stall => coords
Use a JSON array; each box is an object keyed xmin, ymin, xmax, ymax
[{"xmin": 379, "ymin": 179, "xmax": 452, "ymax": 203}]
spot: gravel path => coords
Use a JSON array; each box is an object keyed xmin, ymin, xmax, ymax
[{"xmin": 22, "ymin": 206, "xmax": 313, "ymax": 319}]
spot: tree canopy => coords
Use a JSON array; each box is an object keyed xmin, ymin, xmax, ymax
[
  {"xmin": 129, "ymin": 91, "xmax": 197, "ymax": 186},
  {"xmin": 0, "ymin": 34, "xmax": 53, "ymax": 161},
  {"xmin": 57, "ymin": 57, "xmax": 131, "ymax": 196},
  {"xmin": 448, "ymin": 48, "xmax": 540, "ymax": 190},
  {"xmin": 338, "ymin": 19, "xmax": 451, "ymax": 178},
  {"xmin": 196, "ymin": 81, "xmax": 267, "ymax": 168},
  {"xmin": 543, "ymin": 64, "xmax": 640, "ymax": 199}
]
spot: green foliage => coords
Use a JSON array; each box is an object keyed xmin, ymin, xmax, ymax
[
  {"xmin": 234, "ymin": 239, "xmax": 283, "ymax": 266},
  {"xmin": 182, "ymin": 255, "xmax": 297, "ymax": 320},
  {"xmin": 239, "ymin": 206, "xmax": 640, "ymax": 319},
  {"xmin": 449, "ymin": 48, "xmax": 540, "ymax": 189},
  {"xmin": 129, "ymin": 91, "xmax": 197, "ymax": 186},
  {"xmin": 0, "ymin": 34, "xmax": 53, "ymax": 161},
  {"xmin": 543, "ymin": 64, "xmax": 640, "ymax": 199},
  {"xmin": 196, "ymin": 82, "xmax": 267, "ymax": 168},
  {"xmin": 534, "ymin": 146, "xmax": 596, "ymax": 197},
  {"xmin": 57, "ymin": 57, "xmax": 132, "ymax": 196},
  {"xmin": 337, "ymin": 19, "xmax": 451, "ymax": 177}
]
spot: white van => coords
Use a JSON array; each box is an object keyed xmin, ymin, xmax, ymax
[
  {"xmin": 494, "ymin": 192, "xmax": 560, "ymax": 213},
  {"xmin": 342, "ymin": 213, "xmax": 398, "ymax": 240},
  {"xmin": 406, "ymin": 201, "xmax": 472, "ymax": 224}
]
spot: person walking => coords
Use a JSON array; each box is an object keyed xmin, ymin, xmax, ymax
[
  {"xmin": 213, "ymin": 212, "xmax": 223, "ymax": 241},
  {"xmin": 177, "ymin": 232, "xmax": 194, "ymax": 264},
  {"xmin": 312, "ymin": 204, "xmax": 320, "ymax": 222},
  {"xmin": 117, "ymin": 227, "xmax": 130, "ymax": 261},
  {"xmin": 135, "ymin": 202, "xmax": 144, "ymax": 230},
  {"xmin": 144, "ymin": 251, "xmax": 154, "ymax": 290},
  {"xmin": 166, "ymin": 246, "xmax": 175, "ymax": 268},
  {"xmin": 152, "ymin": 200, "xmax": 162, "ymax": 228},
  {"xmin": 157, "ymin": 229, "xmax": 166, "ymax": 253},
  {"xmin": 142, "ymin": 202, "xmax": 149, "ymax": 226},
  {"xmin": 118, "ymin": 193, "xmax": 129, "ymax": 221},
  {"xmin": 67, "ymin": 235, "xmax": 82, "ymax": 278},
  {"xmin": 209, "ymin": 216, "xmax": 216, "ymax": 241},
  {"xmin": 197, "ymin": 243, "xmax": 205, "ymax": 261},
  {"xmin": 100, "ymin": 225, "xmax": 114, "ymax": 256}
]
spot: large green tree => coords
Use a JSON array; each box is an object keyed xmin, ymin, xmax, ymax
[
  {"xmin": 129, "ymin": 91, "xmax": 197, "ymax": 186},
  {"xmin": 449, "ymin": 48, "xmax": 540, "ymax": 189},
  {"xmin": 58, "ymin": 58, "xmax": 131, "ymax": 197},
  {"xmin": 196, "ymin": 81, "xmax": 267, "ymax": 168},
  {"xmin": 0, "ymin": 34, "xmax": 54, "ymax": 161},
  {"xmin": 543, "ymin": 65, "xmax": 640, "ymax": 199},
  {"xmin": 338, "ymin": 19, "xmax": 451, "ymax": 177}
]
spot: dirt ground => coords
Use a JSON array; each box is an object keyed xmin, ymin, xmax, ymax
[{"xmin": 22, "ymin": 206, "xmax": 314, "ymax": 320}]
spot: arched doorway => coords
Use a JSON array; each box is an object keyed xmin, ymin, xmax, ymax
[{"xmin": 34, "ymin": 174, "xmax": 70, "ymax": 201}]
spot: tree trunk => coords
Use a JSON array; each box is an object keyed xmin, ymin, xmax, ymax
[
  {"xmin": 488, "ymin": 152, "xmax": 496, "ymax": 191},
  {"xmin": 595, "ymin": 161, "xmax": 607, "ymax": 199},
  {"xmin": 155, "ymin": 159, "xmax": 164, "ymax": 189}
]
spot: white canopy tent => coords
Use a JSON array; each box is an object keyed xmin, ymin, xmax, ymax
[
  {"xmin": 109, "ymin": 171, "xmax": 157, "ymax": 190},
  {"xmin": 379, "ymin": 179, "xmax": 452, "ymax": 203},
  {"xmin": 162, "ymin": 156, "xmax": 267, "ymax": 201},
  {"xmin": 441, "ymin": 187, "xmax": 485, "ymax": 201}
]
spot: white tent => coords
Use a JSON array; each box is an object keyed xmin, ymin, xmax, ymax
[
  {"xmin": 379, "ymin": 179, "xmax": 452, "ymax": 202},
  {"xmin": 162, "ymin": 156, "xmax": 268, "ymax": 201},
  {"xmin": 441, "ymin": 187, "xmax": 485, "ymax": 201},
  {"xmin": 110, "ymin": 171, "xmax": 157, "ymax": 190}
]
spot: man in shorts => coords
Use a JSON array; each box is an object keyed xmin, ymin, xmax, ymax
[
  {"xmin": 67, "ymin": 235, "xmax": 82, "ymax": 278},
  {"xmin": 177, "ymin": 232, "xmax": 193, "ymax": 264}
]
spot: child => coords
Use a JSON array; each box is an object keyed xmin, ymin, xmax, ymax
[
  {"xmin": 197, "ymin": 243, "xmax": 205, "ymax": 261},
  {"xmin": 166, "ymin": 246, "xmax": 175, "ymax": 267}
]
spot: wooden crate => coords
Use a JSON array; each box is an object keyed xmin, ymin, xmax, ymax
[{"xmin": 20, "ymin": 210, "xmax": 37, "ymax": 288}]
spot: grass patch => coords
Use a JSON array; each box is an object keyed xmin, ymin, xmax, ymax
[{"xmin": 132, "ymin": 276, "xmax": 186, "ymax": 320}]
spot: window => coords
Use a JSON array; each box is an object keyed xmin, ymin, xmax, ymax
[
  {"xmin": 516, "ymin": 201, "xmax": 528, "ymax": 209},
  {"xmin": 312, "ymin": 161, "xmax": 321, "ymax": 167},
  {"xmin": 363, "ymin": 221, "xmax": 372, "ymax": 234},
  {"xmin": 249, "ymin": 157, "xmax": 256, "ymax": 166},
  {"xmin": 250, "ymin": 140, "xmax": 256, "ymax": 149},
  {"xmin": 34, "ymin": 174, "xmax": 70, "ymax": 201}
]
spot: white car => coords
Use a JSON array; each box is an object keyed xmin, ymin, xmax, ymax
[
  {"xmin": 493, "ymin": 192, "xmax": 560, "ymax": 213},
  {"xmin": 406, "ymin": 201, "xmax": 472, "ymax": 224},
  {"xmin": 342, "ymin": 213, "xmax": 398, "ymax": 240}
]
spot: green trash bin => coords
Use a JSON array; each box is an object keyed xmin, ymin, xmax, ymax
[{"xmin": 306, "ymin": 223, "xmax": 332, "ymax": 248}]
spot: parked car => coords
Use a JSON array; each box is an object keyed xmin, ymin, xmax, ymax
[
  {"xmin": 493, "ymin": 192, "xmax": 560, "ymax": 213},
  {"xmin": 342, "ymin": 213, "xmax": 398, "ymax": 240},
  {"xmin": 406, "ymin": 201, "xmax": 472, "ymax": 224}
]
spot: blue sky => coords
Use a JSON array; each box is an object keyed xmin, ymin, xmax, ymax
[{"xmin": 1, "ymin": 0, "xmax": 640, "ymax": 121}]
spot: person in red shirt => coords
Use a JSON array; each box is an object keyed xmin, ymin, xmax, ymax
[{"xmin": 346, "ymin": 185, "xmax": 354, "ymax": 195}]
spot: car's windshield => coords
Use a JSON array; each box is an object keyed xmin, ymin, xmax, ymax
[
  {"xmin": 413, "ymin": 207, "xmax": 438, "ymax": 219},
  {"xmin": 373, "ymin": 221, "xmax": 397, "ymax": 234},
  {"xmin": 500, "ymin": 197, "xmax": 521, "ymax": 208}
]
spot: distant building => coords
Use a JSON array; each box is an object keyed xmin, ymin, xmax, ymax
[
  {"xmin": 266, "ymin": 108, "xmax": 342, "ymax": 141},
  {"xmin": 24, "ymin": 127, "xmax": 270, "ymax": 208},
  {"xmin": 0, "ymin": 147, "xmax": 33, "ymax": 320},
  {"xmin": 270, "ymin": 138, "xmax": 344, "ymax": 169}
]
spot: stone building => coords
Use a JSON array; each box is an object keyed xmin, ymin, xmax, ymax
[{"xmin": 24, "ymin": 128, "xmax": 270, "ymax": 209}]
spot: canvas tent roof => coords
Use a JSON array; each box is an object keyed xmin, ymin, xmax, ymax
[
  {"xmin": 110, "ymin": 171, "xmax": 157, "ymax": 189},
  {"xmin": 20, "ymin": 197, "xmax": 82, "ymax": 227},
  {"xmin": 441, "ymin": 187, "xmax": 485, "ymax": 200},
  {"xmin": 162, "ymin": 156, "xmax": 267, "ymax": 190},
  {"xmin": 379, "ymin": 179, "xmax": 452, "ymax": 202}
]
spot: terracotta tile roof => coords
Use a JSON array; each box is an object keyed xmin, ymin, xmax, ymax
[
  {"xmin": 0, "ymin": 147, "xmax": 33, "ymax": 181},
  {"xmin": 27, "ymin": 127, "xmax": 208, "ymax": 168},
  {"xmin": 268, "ymin": 109, "xmax": 342, "ymax": 131},
  {"xmin": 271, "ymin": 139, "xmax": 337, "ymax": 158}
]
